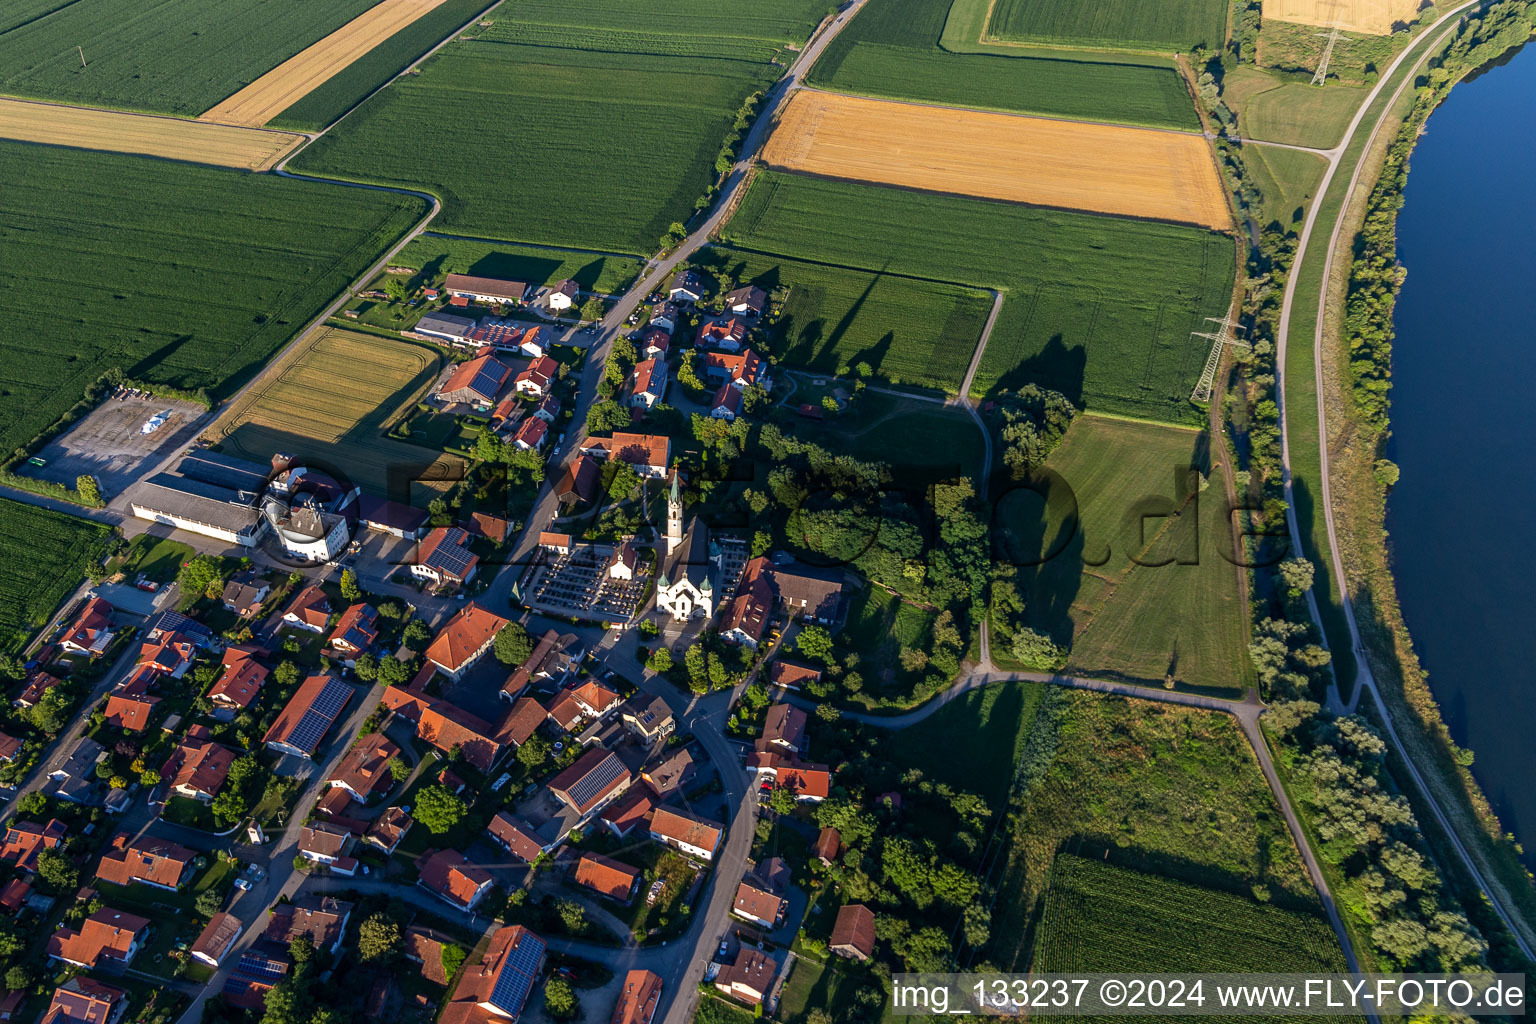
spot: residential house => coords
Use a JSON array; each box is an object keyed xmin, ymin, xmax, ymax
[
  {"xmin": 136, "ymin": 629, "xmax": 196, "ymax": 678},
  {"xmin": 412, "ymin": 311, "xmax": 477, "ymax": 346},
  {"xmin": 0, "ymin": 732, "xmax": 20, "ymax": 764},
  {"xmin": 0, "ymin": 878, "xmax": 29, "ymax": 913},
  {"xmin": 539, "ymin": 531, "xmax": 572, "ymax": 555},
  {"xmin": 95, "ymin": 834, "xmax": 195, "ymax": 891},
  {"xmin": 413, "ymin": 527, "xmax": 480, "ymax": 590},
  {"xmin": 668, "ymin": 269, "xmax": 705, "ymax": 304},
  {"xmin": 609, "ymin": 970, "xmax": 662, "ymax": 1024},
  {"xmin": 579, "ymin": 432, "xmax": 670, "ymax": 478},
  {"xmin": 724, "ymin": 284, "xmax": 768, "ymax": 317},
  {"xmin": 747, "ymin": 750, "xmax": 831, "ymax": 802},
  {"xmin": 638, "ymin": 327, "xmax": 670, "ymax": 360},
  {"xmin": 714, "ymin": 949, "xmax": 776, "ymax": 1007},
  {"xmin": 325, "ymin": 603, "xmax": 379, "ymax": 663},
  {"xmin": 438, "ymin": 924, "xmax": 545, "ymax": 1024},
  {"xmin": 554, "ymin": 456, "xmax": 601, "ymax": 505},
  {"xmin": 486, "ymin": 811, "xmax": 547, "ymax": 864},
  {"xmin": 282, "ymin": 585, "xmax": 332, "ymax": 633},
  {"xmin": 496, "ymin": 696, "xmax": 547, "ymax": 747},
  {"xmin": 719, "ymin": 578, "xmax": 771, "ymax": 648},
  {"xmin": 328, "ymin": 733, "xmax": 398, "ymax": 802},
  {"xmin": 814, "ymin": 827, "xmax": 842, "ymax": 867},
  {"xmin": 649, "ymin": 806, "xmax": 722, "ymax": 861},
  {"xmin": 160, "ymin": 727, "xmax": 237, "ymax": 801},
  {"xmin": 831, "ymin": 903, "xmax": 876, "ymax": 961},
  {"xmin": 696, "ymin": 317, "xmax": 747, "ymax": 351},
  {"xmin": 500, "ymin": 630, "xmax": 582, "ymax": 703},
  {"xmin": 520, "ymin": 326, "xmax": 549, "ymax": 358},
  {"xmin": 573, "ymin": 852, "xmax": 641, "ymax": 903},
  {"xmin": 649, "ymin": 301, "xmax": 681, "ymax": 333},
  {"xmin": 47, "ymin": 908, "xmax": 149, "ymax": 968},
  {"xmin": 468, "ymin": 512, "xmax": 510, "ymax": 545},
  {"xmin": 599, "ymin": 789, "xmax": 654, "ymax": 839},
  {"xmin": 549, "ymin": 748, "xmax": 631, "ymax": 817},
  {"xmin": 365, "ymin": 806, "xmax": 414, "ymax": 854},
  {"xmin": 533, "ymin": 393, "xmax": 560, "ymax": 422},
  {"xmin": 438, "ymin": 353, "xmax": 513, "ymax": 407},
  {"xmin": 265, "ymin": 895, "xmax": 353, "ymax": 955},
  {"xmin": 513, "ymin": 355, "xmax": 559, "ymax": 397},
  {"xmin": 769, "ymin": 660, "xmax": 821, "ymax": 691},
  {"xmin": 423, "ymin": 604, "xmax": 509, "ymax": 680},
  {"xmin": 620, "ymin": 694, "xmax": 674, "ymax": 743},
  {"xmin": 0, "ymin": 818, "xmax": 66, "ymax": 870},
  {"xmin": 732, "ymin": 876, "xmax": 786, "ymax": 930},
  {"xmin": 15, "ymin": 670, "xmax": 63, "ymax": 708},
  {"xmin": 59, "ymin": 598, "xmax": 114, "ymax": 658},
  {"xmin": 732, "ymin": 557, "xmax": 843, "ymax": 628},
  {"xmin": 263, "ymin": 674, "xmax": 352, "ymax": 759},
  {"xmin": 221, "ymin": 951, "xmax": 290, "ymax": 1010},
  {"xmin": 417, "ymin": 849, "xmax": 494, "ymax": 911},
  {"xmin": 759, "ymin": 704, "xmax": 806, "ymax": 754},
  {"xmin": 640, "ymin": 748, "xmax": 695, "ymax": 798},
  {"xmin": 630, "ymin": 358, "xmax": 665, "ymax": 408},
  {"xmin": 548, "ymin": 279, "xmax": 579, "ymax": 312},
  {"xmin": 103, "ymin": 687, "xmax": 159, "ymax": 733},
  {"xmin": 702, "ymin": 348, "xmax": 767, "ymax": 390},
  {"xmin": 208, "ymin": 645, "xmax": 268, "ymax": 718},
  {"xmin": 444, "ymin": 274, "xmax": 528, "ymax": 306},
  {"xmin": 570, "ymin": 678, "xmax": 621, "ymax": 719},
  {"xmin": 709, "ymin": 384, "xmax": 741, "ymax": 421},
  {"xmin": 220, "ymin": 572, "xmax": 270, "ymax": 618},
  {"xmin": 402, "ymin": 924, "xmax": 454, "ymax": 985},
  {"xmin": 40, "ymin": 977, "xmax": 127, "ymax": 1024},
  {"xmin": 50, "ymin": 737, "xmax": 105, "ymax": 804},
  {"xmin": 297, "ymin": 822, "xmax": 357, "ymax": 876},
  {"xmin": 545, "ymin": 692, "xmax": 583, "ymax": 733},
  {"xmin": 512, "ymin": 415, "xmax": 548, "ymax": 451},
  {"xmin": 190, "ymin": 913, "xmax": 243, "ymax": 967},
  {"xmin": 379, "ymin": 686, "xmax": 506, "ymax": 773}
]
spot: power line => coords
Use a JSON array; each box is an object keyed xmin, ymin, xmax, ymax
[{"xmin": 1190, "ymin": 316, "xmax": 1248, "ymax": 404}]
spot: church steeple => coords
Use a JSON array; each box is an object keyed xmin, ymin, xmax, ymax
[{"xmin": 665, "ymin": 471, "xmax": 683, "ymax": 557}]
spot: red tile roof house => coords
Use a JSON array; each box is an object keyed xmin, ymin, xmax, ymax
[
  {"xmin": 423, "ymin": 604, "xmax": 509, "ymax": 680},
  {"xmin": 59, "ymin": 597, "xmax": 115, "ymax": 658},
  {"xmin": 768, "ymin": 659, "xmax": 822, "ymax": 692},
  {"xmin": 282, "ymin": 584, "xmax": 332, "ymax": 633},
  {"xmin": 732, "ymin": 877, "xmax": 787, "ymax": 930},
  {"xmin": 649, "ymin": 806, "xmax": 723, "ymax": 861},
  {"xmin": 599, "ymin": 789, "xmax": 655, "ymax": 839},
  {"xmin": 417, "ymin": 848, "xmax": 494, "ymax": 912},
  {"xmin": 815, "ymin": 826, "xmax": 842, "ymax": 866},
  {"xmin": 703, "ymin": 348, "xmax": 768, "ymax": 390},
  {"xmin": 496, "ymin": 696, "xmax": 547, "ymax": 747},
  {"xmin": 545, "ymin": 692, "xmax": 584, "ymax": 733},
  {"xmin": 48, "ymin": 908, "xmax": 150, "ymax": 968},
  {"xmin": 638, "ymin": 327, "xmax": 670, "ymax": 360},
  {"xmin": 709, "ymin": 383, "xmax": 741, "ymax": 421},
  {"xmin": 0, "ymin": 817, "xmax": 66, "ymax": 870},
  {"xmin": 629, "ymin": 358, "xmax": 666, "ymax": 409},
  {"xmin": 402, "ymin": 924, "xmax": 455, "ymax": 985},
  {"xmin": 724, "ymin": 284, "xmax": 769, "ymax": 317},
  {"xmin": 0, "ymin": 878, "xmax": 30, "ymax": 912},
  {"xmin": 610, "ymin": 969, "xmax": 663, "ymax": 1024},
  {"xmin": 104, "ymin": 687, "xmax": 160, "ymax": 733},
  {"xmin": 747, "ymin": 750, "xmax": 832, "ymax": 802},
  {"xmin": 15, "ymin": 669, "xmax": 64, "ymax": 708},
  {"xmin": 413, "ymin": 526, "xmax": 481, "ymax": 590},
  {"xmin": 512, "ymin": 414, "xmax": 548, "ymax": 451},
  {"xmin": 830, "ymin": 903, "xmax": 877, "ymax": 961},
  {"xmin": 208, "ymin": 645, "xmax": 269, "ymax": 718},
  {"xmin": 0, "ymin": 732, "xmax": 21, "ymax": 764},
  {"xmin": 486, "ymin": 810, "xmax": 550, "ymax": 864},
  {"xmin": 40, "ymin": 977, "xmax": 128, "ymax": 1024},
  {"xmin": 549, "ymin": 748, "xmax": 632, "ymax": 818},
  {"xmin": 95, "ymin": 834, "xmax": 196, "ymax": 891},
  {"xmin": 695, "ymin": 317, "xmax": 748, "ymax": 351},
  {"xmin": 365, "ymin": 807, "xmax": 414, "ymax": 854},
  {"xmin": 438, "ymin": 924, "xmax": 545, "ymax": 1024},
  {"xmin": 640, "ymin": 748, "xmax": 696, "ymax": 799},
  {"xmin": 263, "ymin": 673, "xmax": 353, "ymax": 759},
  {"xmin": 758, "ymin": 704, "xmax": 807, "ymax": 754},
  {"xmin": 324, "ymin": 602, "xmax": 379, "ymax": 664},
  {"xmin": 513, "ymin": 354, "xmax": 560, "ymax": 397},
  {"xmin": 265, "ymin": 895, "xmax": 353, "ymax": 955},
  {"xmin": 714, "ymin": 948, "xmax": 777, "ymax": 1008},
  {"xmin": 379, "ymin": 685, "xmax": 507, "ymax": 773},
  {"xmin": 327, "ymin": 732, "xmax": 398, "ymax": 803},
  {"xmin": 297, "ymin": 822, "xmax": 357, "ymax": 876},
  {"xmin": 573, "ymin": 852, "xmax": 641, "ymax": 903},
  {"xmin": 569, "ymin": 678, "xmax": 622, "ymax": 720},
  {"xmin": 190, "ymin": 912, "xmax": 243, "ymax": 967},
  {"xmin": 579, "ymin": 431, "xmax": 671, "ymax": 478},
  {"xmin": 160, "ymin": 726, "xmax": 237, "ymax": 801},
  {"xmin": 136, "ymin": 630, "xmax": 196, "ymax": 678},
  {"xmin": 438, "ymin": 353, "xmax": 515, "ymax": 407}
]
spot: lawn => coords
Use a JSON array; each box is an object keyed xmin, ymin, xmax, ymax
[
  {"xmin": 0, "ymin": 500, "xmax": 113, "ymax": 654},
  {"xmin": 986, "ymin": 0, "xmax": 1228, "ymax": 52},
  {"xmin": 723, "ymin": 171, "xmax": 1235, "ymax": 424},
  {"xmin": 1034, "ymin": 853, "xmax": 1348, "ymax": 972},
  {"xmin": 989, "ymin": 689, "xmax": 1321, "ymax": 970},
  {"xmin": 832, "ymin": 586, "xmax": 937, "ymax": 708},
  {"xmin": 777, "ymin": 958, "xmax": 868, "ymax": 1024},
  {"xmin": 882, "ymin": 682, "xmax": 1045, "ymax": 807},
  {"xmin": 806, "ymin": 0, "xmax": 1200, "ymax": 130},
  {"xmin": 1243, "ymin": 142, "xmax": 1328, "ymax": 231},
  {"xmin": 0, "ymin": 141, "xmax": 427, "ymax": 460},
  {"xmin": 208, "ymin": 327, "xmax": 468, "ymax": 502},
  {"xmin": 780, "ymin": 390, "xmax": 986, "ymax": 481},
  {"xmin": 702, "ymin": 247, "xmax": 991, "ymax": 393},
  {"xmin": 292, "ymin": 0, "xmax": 828, "ymax": 253},
  {"xmin": 992, "ymin": 414, "xmax": 1250, "ymax": 691},
  {"xmin": 0, "ymin": 0, "xmax": 378, "ymax": 115},
  {"xmin": 1223, "ymin": 65, "xmax": 1371, "ymax": 149},
  {"xmin": 394, "ymin": 236, "xmax": 644, "ymax": 295},
  {"xmin": 105, "ymin": 534, "xmax": 196, "ymax": 585},
  {"xmin": 691, "ymin": 995, "xmax": 755, "ymax": 1024}
]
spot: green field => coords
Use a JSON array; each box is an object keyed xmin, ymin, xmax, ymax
[
  {"xmin": 1244, "ymin": 143, "xmax": 1328, "ymax": 230},
  {"xmin": 0, "ymin": 0, "xmax": 377, "ymax": 115},
  {"xmin": 834, "ymin": 586, "xmax": 938, "ymax": 703},
  {"xmin": 780, "ymin": 389, "xmax": 987, "ymax": 481},
  {"xmin": 807, "ymin": 0, "xmax": 1199, "ymax": 130},
  {"xmin": 0, "ymin": 500, "xmax": 112, "ymax": 655},
  {"xmin": 292, "ymin": 0, "xmax": 828, "ymax": 253},
  {"xmin": 1035, "ymin": 854, "xmax": 1347, "ymax": 973},
  {"xmin": 268, "ymin": 0, "xmax": 493, "ymax": 132},
  {"xmin": 1223, "ymin": 65, "xmax": 1370, "ymax": 149},
  {"xmin": 0, "ymin": 141, "xmax": 427, "ymax": 458},
  {"xmin": 702, "ymin": 247, "xmax": 990, "ymax": 393},
  {"xmin": 993, "ymin": 414, "xmax": 1249, "ymax": 690},
  {"xmin": 723, "ymin": 172, "xmax": 1234, "ymax": 423},
  {"xmin": 987, "ymin": 0, "xmax": 1228, "ymax": 52},
  {"xmin": 394, "ymin": 236, "xmax": 644, "ymax": 294},
  {"xmin": 883, "ymin": 682, "xmax": 1045, "ymax": 807}
]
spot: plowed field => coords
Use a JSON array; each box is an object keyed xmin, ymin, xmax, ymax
[
  {"xmin": 1263, "ymin": 0, "xmax": 1420, "ymax": 34},
  {"xmin": 762, "ymin": 91, "xmax": 1229, "ymax": 229}
]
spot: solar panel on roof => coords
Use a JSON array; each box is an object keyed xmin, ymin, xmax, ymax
[
  {"xmin": 565, "ymin": 754, "xmax": 626, "ymax": 809},
  {"xmin": 232, "ymin": 953, "xmax": 288, "ymax": 981},
  {"xmin": 285, "ymin": 678, "xmax": 349, "ymax": 754},
  {"xmin": 428, "ymin": 540, "xmax": 475, "ymax": 578},
  {"xmin": 488, "ymin": 932, "xmax": 545, "ymax": 1014}
]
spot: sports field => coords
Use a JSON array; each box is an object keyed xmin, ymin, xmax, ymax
[
  {"xmin": 1264, "ymin": 0, "xmax": 1420, "ymax": 34},
  {"xmin": 200, "ymin": 0, "xmax": 453, "ymax": 127},
  {"xmin": 806, "ymin": 0, "xmax": 1199, "ymax": 131},
  {"xmin": 0, "ymin": 0, "xmax": 378, "ymax": 115},
  {"xmin": 992, "ymin": 414, "xmax": 1249, "ymax": 690},
  {"xmin": 0, "ymin": 499, "xmax": 113, "ymax": 655},
  {"xmin": 0, "ymin": 97, "xmax": 303, "ymax": 170},
  {"xmin": 0, "ymin": 139, "xmax": 427, "ymax": 459},
  {"xmin": 209, "ymin": 328, "xmax": 465, "ymax": 499},
  {"xmin": 764, "ymin": 91, "xmax": 1229, "ymax": 229},
  {"xmin": 723, "ymin": 172, "xmax": 1234, "ymax": 423},
  {"xmin": 985, "ymin": 0, "xmax": 1228, "ymax": 52}
]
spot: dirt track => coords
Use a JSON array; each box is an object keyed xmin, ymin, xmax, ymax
[
  {"xmin": 1264, "ymin": 0, "xmax": 1419, "ymax": 34},
  {"xmin": 199, "ymin": 0, "xmax": 452, "ymax": 127},
  {"xmin": 762, "ymin": 91, "xmax": 1230, "ymax": 230},
  {"xmin": 0, "ymin": 97, "xmax": 303, "ymax": 170}
]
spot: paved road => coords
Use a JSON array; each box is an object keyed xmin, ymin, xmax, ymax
[{"xmin": 1269, "ymin": 0, "xmax": 1536, "ymax": 959}]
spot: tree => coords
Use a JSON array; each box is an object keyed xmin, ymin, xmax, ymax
[
  {"xmin": 1009, "ymin": 627, "xmax": 1067, "ymax": 671},
  {"xmin": 273, "ymin": 660, "xmax": 300, "ymax": 687},
  {"xmin": 556, "ymin": 899, "xmax": 586, "ymax": 934},
  {"xmin": 402, "ymin": 619, "xmax": 432, "ymax": 652},
  {"xmin": 440, "ymin": 944, "xmax": 466, "ymax": 980},
  {"xmin": 543, "ymin": 978, "xmax": 578, "ymax": 1020},
  {"xmin": 75, "ymin": 474, "xmax": 101, "ymax": 504},
  {"xmin": 178, "ymin": 554, "xmax": 227, "ymax": 602},
  {"xmin": 646, "ymin": 647, "xmax": 673, "ymax": 674},
  {"xmin": 288, "ymin": 934, "xmax": 314, "ymax": 965},
  {"xmin": 1278, "ymin": 558, "xmax": 1316, "ymax": 598},
  {"xmin": 388, "ymin": 756, "xmax": 410, "ymax": 782},
  {"xmin": 16, "ymin": 791, "xmax": 48, "ymax": 818},
  {"xmin": 139, "ymin": 768, "xmax": 160, "ymax": 787},
  {"xmin": 352, "ymin": 653, "xmax": 378, "ymax": 682},
  {"xmin": 586, "ymin": 398, "xmax": 630, "ymax": 434},
  {"xmin": 962, "ymin": 902, "xmax": 991, "ymax": 947},
  {"xmin": 358, "ymin": 913, "xmax": 401, "ymax": 961},
  {"xmin": 377, "ymin": 656, "xmax": 411, "ymax": 688},
  {"xmin": 195, "ymin": 888, "xmax": 224, "ymax": 917},
  {"xmin": 261, "ymin": 976, "xmax": 311, "ymax": 1024},
  {"xmin": 516, "ymin": 733, "xmax": 551, "ymax": 769},
  {"xmin": 34, "ymin": 847, "xmax": 77, "ymax": 893},
  {"xmin": 3, "ymin": 966, "xmax": 32, "ymax": 992},
  {"xmin": 494, "ymin": 622, "xmax": 533, "ymax": 666},
  {"xmin": 767, "ymin": 787, "xmax": 796, "ymax": 816},
  {"xmin": 579, "ymin": 296, "xmax": 606, "ymax": 323},
  {"xmin": 26, "ymin": 688, "xmax": 71, "ymax": 734},
  {"xmin": 796, "ymin": 625, "xmax": 834, "ymax": 664},
  {"xmin": 338, "ymin": 569, "xmax": 361, "ymax": 602},
  {"xmin": 415, "ymin": 784, "xmax": 466, "ymax": 834}
]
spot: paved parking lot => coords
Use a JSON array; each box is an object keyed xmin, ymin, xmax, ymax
[{"xmin": 19, "ymin": 393, "xmax": 205, "ymax": 498}]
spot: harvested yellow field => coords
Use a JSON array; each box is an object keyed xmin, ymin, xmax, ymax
[
  {"xmin": 0, "ymin": 97, "xmax": 302, "ymax": 171},
  {"xmin": 1263, "ymin": 0, "xmax": 1421, "ymax": 35},
  {"xmin": 762, "ymin": 92, "xmax": 1230, "ymax": 230},
  {"xmin": 200, "ymin": 0, "xmax": 453, "ymax": 127}
]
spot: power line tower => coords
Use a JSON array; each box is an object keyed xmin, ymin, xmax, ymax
[
  {"xmin": 1190, "ymin": 317, "xmax": 1248, "ymax": 404},
  {"xmin": 1312, "ymin": 24, "xmax": 1350, "ymax": 86}
]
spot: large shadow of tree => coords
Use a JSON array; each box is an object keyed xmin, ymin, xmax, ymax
[{"xmin": 994, "ymin": 333, "xmax": 1087, "ymax": 406}]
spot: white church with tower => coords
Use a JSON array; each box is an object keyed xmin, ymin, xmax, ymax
[{"xmin": 655, "ymin": 474, "xmax": 723, "ymax": 621}]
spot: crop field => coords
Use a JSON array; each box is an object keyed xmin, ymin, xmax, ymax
[
  {"xmin": 986, "ymin": 0, "xmax": 1228, "ymax": 52},
  {"xmin": 989, "ymin": 691, "xmax": 1320, "ymax": 970},
  {"xmin": 0, "ymin": 0, "xmax": 378, "ymax": 116},
  {"xmin": 395, "ymin": 237, "xmax": 643, "ymax": 295},
  {"xmin": 764, "ymin": 91, "xmax": 1229, "ymax": 229},
  {"xmin": 992, "ymin": 414, "xmax": 1249, "ymax": 690},
  {"xmin": 723, "ymin": 172, "xmax": 1234, "ymax": 423},
  {"xmin": 806, "ymin": 0, "xmax": 1199, "ymax": 130},
  {"xmin": 209, "ymin": 328, "xmax": 465, "ymax": 500},
  {"xmin": 200, "ymin": 0, "xmax": 455, "ymax": 128},
  {"xmin": 0, "ymin": 499, "xmax": 112, "ymax": 655},
  {"xmin": 1034, "ymin": 855, "xmax": 1346, "ymax": 974},
  {"xmin": 1263, "ymin": 0, "xmax": 1420, "ymax": 35},
  {"xmin": 0, "ymin": 140, "xmax": 426, "ymax": 459},
  {"xmin": 0, "ymin": 97, "xmax": 303, "ymax": 171},
  {"xmin": 705, "ymin": 248, "xmax": 990, "ymax": 393},
  {"xmin": 478, "ymin": 0, "xmax": 828, "ymax": 60}
]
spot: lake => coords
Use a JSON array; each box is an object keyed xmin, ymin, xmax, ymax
[{"xmin": 1386, "ymin": 41, "xmax": 1536, "ymax": 858}]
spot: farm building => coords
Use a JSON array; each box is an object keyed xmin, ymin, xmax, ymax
[
  {"xmin": 128, "ymin": 478, "xmax": 264, "ymax": 548},
  {"xmin": 549, "ymin": 748, "xmax": 632, "ymax": 817},
  {"xmin": 724, "ymin": 285, "xmax": 768, "ymax": 317},
  {"xmin": 437, "ymin": 353, "xmax": 513, "ymax": 407},
  {"xmin": 555, "ymin": 456, "xmax": 601, "ymax": 505},
  {"xmin": 548, "ymin": 279, "xmax": 579, "ymax": 311},
  {"xmin": 438, "ymin": 925, "xmax": 545, "ymax": 1024},
  {"xmin": 630, "ymin": 358, "xmax": 666, "ymax": 409},
  {"xmin": 263, "ymin": 674, "xmax": 352, "ymax": 759},
  {"xmin": 412, "ymin": 527, "xmax": 479, "ymax": 589},
  {"xmin": 358, "ymin": 495, "xmax": 429, "ymax": 539},
  {"xmin": 412, "ymin": 312, "xmax": 476, "ymax": 346},
  {"xmin": 831, "ymin": 904, "xmax": 876, "ymax": 961},
  {"xmin": 444, "ymin": 273, "xmax": 528, "ymax": 305}
]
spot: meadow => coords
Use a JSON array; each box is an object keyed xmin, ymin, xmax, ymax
[
  {"xmin": 832, "ymin": 586, "xmax": 939, "ymax": 705},
  {"xmin": 0, "ymin": 0, "xmax": 377, "ymax": 115},
  {"xmin": 806, "ymin": 0, "xmax": 1199, "ymax": 130},
  {"xmin": 1244, "ymin": 144, "xmax": 1328, "ymax": 231},
  {"xmin": 395, "ymin": 236, "xmax": 644, "ymax": 294},
  {"xmin": 0, "ymin": 141, "xmax": 427, "ymax": 458},
  {"xmin": 723, "ymin": 172, "xmax": 1235, "ymax": 424},
  {"xmin": 778, "ymin": 389, "xmax": 987, "ymax": 481},
  {"xmin": 1034, "ymin": 854, "xmax": 1347, "ymax": 973},
  {"xmin": 1223, "ymin": 65, "xmax": 1370, "ymax": 149},
  {"xmin": 0, "ymin": 500, "xmax": 113, "ymax": 655},
  {"xmin": 702, "ymin": 248, "xmax": 991, "ymax": 393},
  {"xmin": 991, "ymin": 414, "xmax": 1250, "ymax": 691},
  {"xmin": 986, "ymin": 0, "xmax": 1228, "ymax": 52},
  {"xmin": 208, "ymin": 328, "xmax": 467, "ymax": 501}
]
